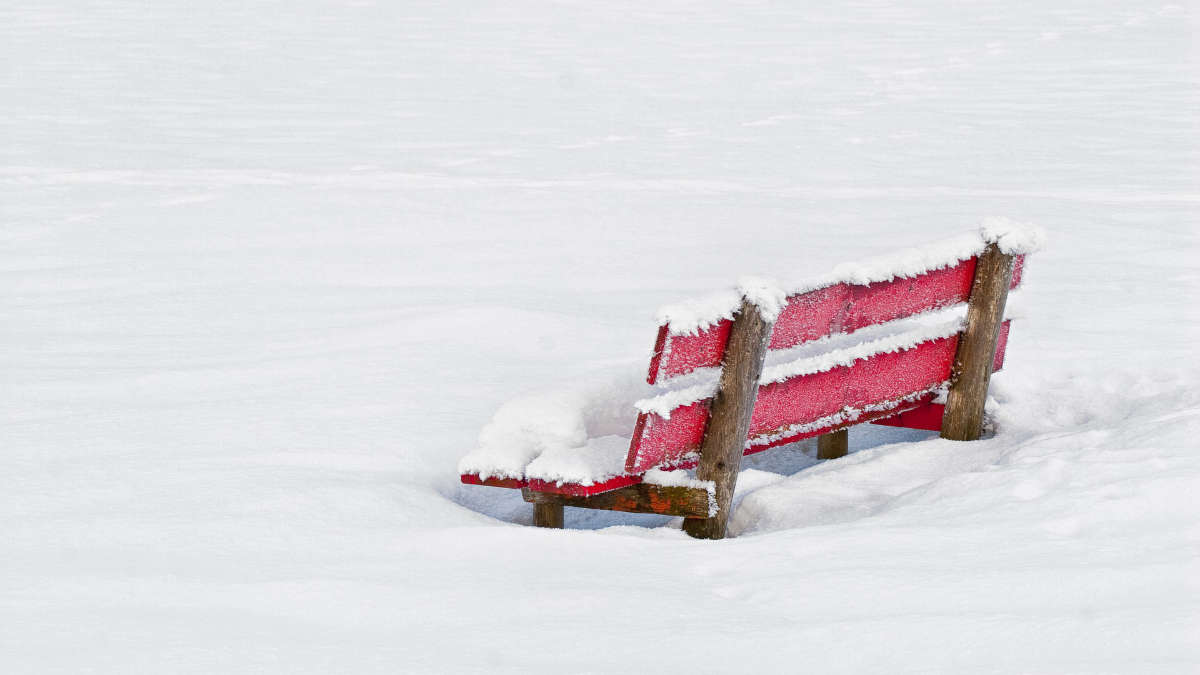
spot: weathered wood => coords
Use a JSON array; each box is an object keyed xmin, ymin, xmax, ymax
[
  {"xmin": 532, "ymin": 502, "xmax": 564, "ymax": 529},
  {"xmin": 941, "ymin": 243, "xmax": 1014, "ymax": 441},
  {"xmin": 817, "ymin": 428, "xmax": 848, "ymax": 459},
  {"xmin": 682, "ymin": 299, "xmax": 773, "ymax": 540},
  {"xmin": 522, "ymin": 484, "xmax": 712, "ymax": 518}
]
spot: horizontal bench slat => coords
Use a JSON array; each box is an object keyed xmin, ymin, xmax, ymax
[
  {"xmin": 871, "ymin": 401, "xmax": 947, "ymax": 431},
  {"xmin": 527, "ymin": 473, "xmax": 641, "ymax": 497},
  {"xmin": 648, "ymin": 254, "xmax": 1024, "ymax": 384}
]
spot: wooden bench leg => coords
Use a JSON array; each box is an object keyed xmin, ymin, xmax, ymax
[
  {"xmin": 817, "ymin": 428, "xmax": 848, "ymax": 459},
  {"xmin": 532, "ymin": 502, "xmax": 564, "ymax": 529},
  {"xmin": 682, "ymin": 299, "xmax": 773, "ymax": 540},
  {"xmin": 942, "ymin": 242, "xmax": 1014, "ymax": 441}
]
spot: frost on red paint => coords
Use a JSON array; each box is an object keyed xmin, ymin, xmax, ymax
[
  {"xmin": 994, "ymin": 319, "xmax": 1011, "ymax": 372},
  {"xmin": 460, "ymin": 474, "xmax": 526, "ymax": 489},
  {"xmin": 647, "ymin": 319, "xmax": 731, "ymax": 386},
  {"xmin": 647, "ymin": 253, "xmax": 1027, "ymax": 385},
  {"xmin": 626, "ymin": 333, "xmax": 963, "ymax": 476},
  {"xmin": 625, "ymin": 400, "xmax": 710, "ymax": 474},
  {"xmin": 1010, "ymin": 254, "xmax": 1026, "ymax": 288},
  {"xmin": 872, "ymin": 319, "xmax": 1011, "ymax": 432},
  {"xmin": 526, "ymin": 474, "xmax": 642, "ymax": 497},
  {"xmin": 839, "ymin": 262, "xmax": 975, "ymax": 334}
]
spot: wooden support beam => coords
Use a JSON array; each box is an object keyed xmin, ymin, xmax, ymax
[
  {"xmin": 532, "ymin": 502, "xmax": 564, "ymax": 529},
  {"xmin": 817, "ymin": 428, "xmax": 848, "ymax": 459},
  {"xmin": 941, "ymin": 243, "xmax": 1015, "ymax": 441},
  {"xmin": 682, "ymin": 299, "xmax": 773, "ymax": 540},
  {"xmin": 522, "ymin": 484, "xmax": 712, "ymax": 518}
]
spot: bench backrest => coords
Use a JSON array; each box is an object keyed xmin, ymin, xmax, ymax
[
  {"xmin": 624, "ymin": 251, "xmax": 1027, "ymax": 474},
  {"xmin": 648, "ymin": 255, "xmax": 1025, "ymax": 384}
]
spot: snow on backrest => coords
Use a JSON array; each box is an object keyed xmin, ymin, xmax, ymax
[
  {"xmin": 647, "ymin": 253, "xmax": 1026, "ymax": 385},
  {"xmin": 628, "ymin": 224, "xmax": 1044, "ymax": 475}
]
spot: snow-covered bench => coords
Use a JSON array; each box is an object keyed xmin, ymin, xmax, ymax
[{"xmin": 460, "ymin": 222, "xmax": 1043, "ymax": 538}]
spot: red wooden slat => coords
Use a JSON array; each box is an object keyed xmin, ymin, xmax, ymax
[
  {"xmin": 871, "ymin": 402, "xmax": 947, "ymax": 431},
  {"xmin": 768, "ymin": 283, "xmax": 848, "ymax": 352},
  {"xmin": 628, "ymin": 333, "xmax": 962, "ymax": 474},
  {"xmin": 746, "ymin": 394, "xmax": 937, "ymax": 453},
  {"xmin": 526, "ymin": 474, "xmax": 642, "ymax": 497},
  {"xmin": 460, "ymin": 472, "xmax": 645, "ymax": 497},
  {"xmin": 755, "ymin": 335, "xmax": 958, "ymax": 441},
  {"xmin": 748, "ymin": 367, "xmax": 850, "ymax": 441},
  {"xmin": 459, "ymin": 474, "xmax": 526, "ymax": 489},
  {"xmin": 841, "ymin": 261, "xmax": 975, "ymax": 333},
  {"xmin": 993, "ymin": 319, "xmax": 1011, "ymax": 373},
  {"xmin": 648, "ymin": 254, "xmax": 1028, "ymax": 384},
  {"xmin": 645, "ymin": 324, "xmax": 669, "ymax": 388},
  {"xmin": 1010, "ymin": 254, "xmax": 1026, "ymax": 289},
  {"xmin": 872, "ymin": 319, "xmax": 1012, "ymax": 432},
  {"xmin": 625, "ymin": 401, "xmax": 711, "ymax": 474},
  {"xmin": 648, "ymin": 319, "xmax": 732, "ymax": 385}
]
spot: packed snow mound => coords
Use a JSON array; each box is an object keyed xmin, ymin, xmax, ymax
[
  {"xmin": 731, "ymin": 370, "xmax": 1200, "ymax": 537},
  {"xmin": 457, "ymin": 368, "xmax": 650, "ymax": 483}
]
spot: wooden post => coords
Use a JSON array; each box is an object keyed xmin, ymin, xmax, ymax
[
  {"xmin": 682, "ymin": 299, "xmax": 773, "ymax": 540},
  {"xmin": 941, "ymin": 243, "xmax": 1015, "ymax": 441},
  {"xmin": 817, "ymin": 428, "xmax": 848, "ymax": 459},
  {"xmin": 532, "ymin": 502, "xmax": 564, "ymax": 529}
]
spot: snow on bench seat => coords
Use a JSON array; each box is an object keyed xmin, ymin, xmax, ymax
[{"xmin": 456, "ymin": 371, "xmax": 652, "ymax": 493}]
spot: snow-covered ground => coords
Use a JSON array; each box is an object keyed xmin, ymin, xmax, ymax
[{"xmin": 3, "ymin": 1, "xmax": 1198, "ymax": 672}]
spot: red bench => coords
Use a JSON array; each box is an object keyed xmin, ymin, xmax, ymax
[{"xmin": 461, "ymin": 225, "xmax": 1041, "ymax": 538}]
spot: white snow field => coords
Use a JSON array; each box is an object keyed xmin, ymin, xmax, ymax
[{"xmin": 3, "ymin": 1, "xmax": 1199, "ymax": 673}]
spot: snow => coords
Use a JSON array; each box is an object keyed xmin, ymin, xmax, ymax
[
  {"xmin": 654, "ymin": 288, "xmax": 744, "ymax": 335},
  {"xmin": 3, "ymin": 1, "xmax": 1199, "ymax": 673},
  {"xmin": 457, "ymin": 369, "xmax": 649, "ymax": 482},
  {"xmin": 634, "ymin": 377, "xmax": 720, "ymax": 418},
  {"xmin": 523, "ymin": 434, "xmax": 632, "ymax": 487},
  {"xmin": 737, "ymin": 276, "xmax": 789, "ymax": 323},
  {"xmin": 980, "ymin": 217, "xmax": 1048, "ymax": 255}
]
